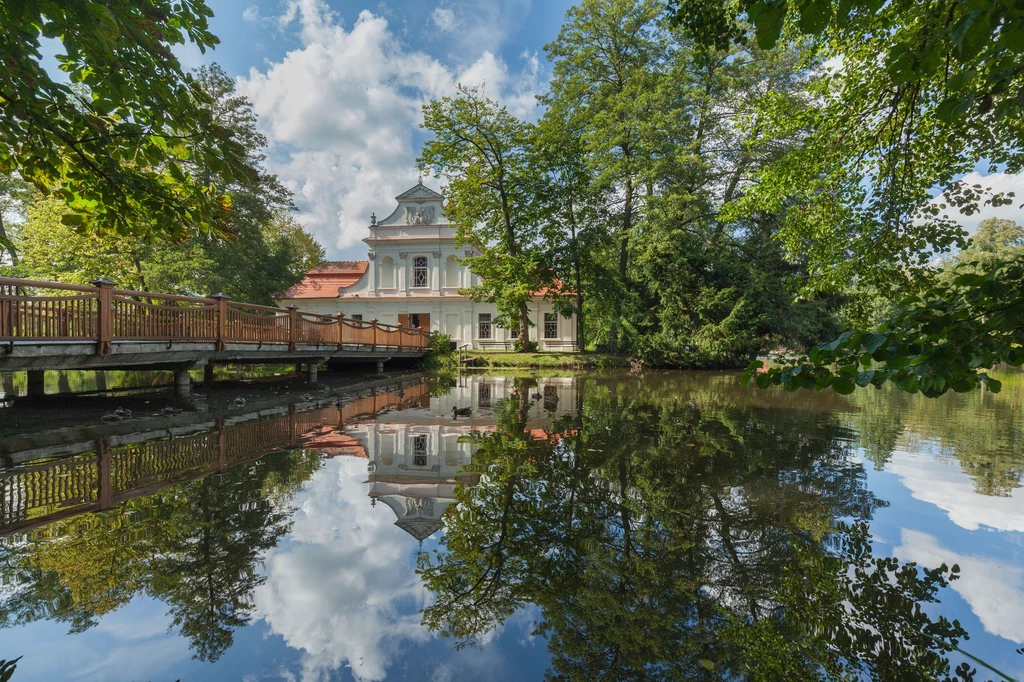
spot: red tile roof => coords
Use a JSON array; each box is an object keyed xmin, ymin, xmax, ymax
[
  {"xmin": 284, "ymin": 261, "xmax": 368, "ymax": 299},
  {"xmin": 300, "ymin": 429, "xmax": 368, "ymax": 458}
]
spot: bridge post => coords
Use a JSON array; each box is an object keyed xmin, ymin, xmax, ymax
[
  {"xmin": 377, "ymin": 360, "xmax": 384, "ymax": 374},
  {"xmin": 210, "ymin": 293, "xmax": 231, "ymax": 351},
  {"xmin": 91, "ymin": 277, "xmax": 116, "ymax": 356},
  {"xmin": 336, "ymin": 314, "xmax": 344, "ymax": 350},
  {"xmin": 96, "ymin": 438, "xmax": 112, "ymax": 510},
  {"xmin": 173, "ymin": 368, "xmax": 191, "ymax": 398},
  {"xmin": 26, "ymin": 370, "xmax": 45, "ymax": 398},
  {"xmin": 204, "ymin": 361, "xmax": 215, "ymax": 386},
  {"xmin": 371, "ymin": 318, "xmax": 378, "ymax": 351},
  {"xmin": 307, "ymin": 362, "xmax": 318, "ymax": 384},
  {"xmin": 216, "ymin": 418, "xmax": 228, "ymax": 473},
  {"xmin": 286, "ymin": 305, "xmax": 299, "ymax": 351}
]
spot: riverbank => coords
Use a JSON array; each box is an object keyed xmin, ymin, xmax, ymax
[{"xmin": 463, "ymin": 351, "xmax": 628, "ymax": 370}]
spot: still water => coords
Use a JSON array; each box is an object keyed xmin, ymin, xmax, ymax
[{"xmin": 1, "ymin": 371, "xmax": 1022, "ymax": 681}]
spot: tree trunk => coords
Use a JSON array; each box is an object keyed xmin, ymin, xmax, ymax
[
  {"xmin": 609, "ymin": 170, "xmax": 633, "ymax": 355},
  {"xmin": 569, "ymin": 202, "xmax": 585, "ymax": 352},
  {"xmin": 0, "ymin": 212, "xmax": 18, "ymax": 265},
  {"xmin": 518, "ymin": 302, "xmax": 530, "ymax": 351}
]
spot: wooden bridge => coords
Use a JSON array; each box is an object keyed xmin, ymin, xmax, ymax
[{"xmin": 0, "ymin": 277, "xmax": 430, "ymax": 396}]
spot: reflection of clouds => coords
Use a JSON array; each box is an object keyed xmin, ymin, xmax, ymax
[
  {"xmin": 896, "ymin": 529, "xmax": 1024, "ymax": 644},
  {"xmin": 254, "ymin": 458, "xmax": 432, "ymax": 682},
  {"xmin": 18, "ymin": 599, "xmax": 192, "ymax": 682},
  {"xmin": 885, "ymin": 450, "xmax": 1024, "ymax": 532}
]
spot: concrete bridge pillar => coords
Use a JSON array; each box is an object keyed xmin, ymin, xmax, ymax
[
  {"xmin": 26, "ymin": 370, "xmax": 45, "ymax": 398},
  {"xmin": 307, "ymin": 363, "xmax": 318, "ymax": 384},
  {"xmin": 173, "ymin": 368, "xmax": 191, "ymax": 398},
  {"xmin": 376, "ymin": 360, "xmax": 384, "ymax": 374},
  {"xmin": 204, "ymin": 361, "xmax": 215, "ymax": 386}
]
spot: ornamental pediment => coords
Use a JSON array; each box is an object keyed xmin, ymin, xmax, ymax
[{"xmin": 375, "ymin": 180, "xmax": 449, "ymax": 228}]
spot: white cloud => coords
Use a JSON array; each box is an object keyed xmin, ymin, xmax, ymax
[
  {"xmin": 896, "ymin": 529, "xmax": 1024, "ymax": 644},
  {"xmin": 236, "ymin": 1, "xmax": 544, "ymax": 257},
  {"xmin": 243, "ymin": 4, "xmax": 262, "ymax": 23},
  {"xmin": 884, "ymin": 449, "xmax": 1024, "ymax": 532},
  {"xmin": 432, "ymin": 6, "xmax": 458, "ymax": 33},
  {"xmin": 253, "ymin": 457, "xmax": 433, "ymax": 682},
  {"xmin": 928, "ymin": 171, "xmax": 1024, "ymax": 236}
]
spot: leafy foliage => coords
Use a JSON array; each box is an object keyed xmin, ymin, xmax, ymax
[
  {"xmin": 420, "ymin": 86, "xmax": 549, "ymax": 348},
  {"xmin": 2, "ymin": 65, "xmax": 323, "ymax": 304},
  {"xmin": 0, "ymin": 1, "xmax": 267, "ymax": 241}
]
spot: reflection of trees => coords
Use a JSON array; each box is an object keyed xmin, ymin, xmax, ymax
[
  {"xmin": 849, "ymin": 376, "xmax": 1024, "ymax": 496},
  {"xmin": 419, "ymin": 375, "xmax": 980, "ymax": 681},
  {"xmin": 0, "ymin": 448, "xmax": 321, "ymax": 662}
]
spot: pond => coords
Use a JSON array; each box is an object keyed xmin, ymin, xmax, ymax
[{"xmin": 0, "ymin": 371, "xmax": 1022, "ymax": 681}]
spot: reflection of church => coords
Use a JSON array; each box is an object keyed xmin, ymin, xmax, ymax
[{"xmin": 343, "ymin": 375, "xmax": 579, "ymax": 541}]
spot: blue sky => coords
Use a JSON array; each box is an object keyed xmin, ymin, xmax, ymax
[{"xmin": 177, "ymin": 0, "xmax": 576, "ymax": 260}]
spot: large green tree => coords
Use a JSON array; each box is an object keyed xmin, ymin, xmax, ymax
[
  {"xmin": 420, "ymin": 85, "xmax": 549, "ymax": 347},
  {"xmin": 543, "ymin": 0, "xmax": 667, "ymax": 354},
  {"xmin": 0, "ymin": 0, "xmax": 262, "ymax": 241},
  {"xmin": 663, "ymin": 0, "xmax": 1024, "ymax": 393}
]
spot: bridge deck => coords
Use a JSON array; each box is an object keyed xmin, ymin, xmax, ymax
[{"xmin": 0, "ymin": 277, "xmax": 430, "ymax": 378}]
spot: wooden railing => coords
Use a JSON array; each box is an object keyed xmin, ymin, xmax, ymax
[
  {"xmin": 0, "ymin": 382, "xmax": 431, "ymax": 535},
  {"xmin": 0, "ymin": 277, "xmax": 430, "ymax": 355}
]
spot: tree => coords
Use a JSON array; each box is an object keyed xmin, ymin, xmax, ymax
[
  {"xmin": 665, "ymin": 0, "xmax": 1024, "ymax": 393},
  {"xmin": 0, "ymin": 0, "xmax": 263, "ymax": 241},
  {"xmin": 9, "ymin": 195, "xmax": 321, "ymax": 304},
  {"xmin": 543, "ymin": 0, "xmax": 666, "ymax": 353},
  {"xmin": 420, "ymin": 85, "xmax": 548, "ymax": 348},
  {"xmin": 6, "ymin": 64, "xmax": 324, "ymax": 304},
  {"xmin": 963, "ymin": 218, "xmax": 1024, "ymax": 259}
]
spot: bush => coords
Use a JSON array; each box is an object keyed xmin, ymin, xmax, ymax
[
  {"xmin": 513, "ymin": 338, "xmax": 538, "ymax": 352},
  {"xmin": 424, "ymin": 332, "xmax": 457, "ymax": 371}
]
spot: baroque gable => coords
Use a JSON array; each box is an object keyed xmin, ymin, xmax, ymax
[{"xmin": 375, "ymin": 179, "xmax": 448, "ymax": 228}]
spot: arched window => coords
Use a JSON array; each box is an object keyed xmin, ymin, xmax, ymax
[
  {"xmin": 413, "ymin": 256, "xmax": 428, "ymax": 288},
  {"xmin": 445, "ymin": 255, "xmax": 459, "ymax": 288},
  {"xmin": 380, "ymin": 256, "xmax": 395, "ymax": 288}
]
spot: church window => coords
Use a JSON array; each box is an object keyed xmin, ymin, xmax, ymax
[
  {"xmin": 413, "ymin": 256, "xmax": 428, "ymax": 287},
  {"xmin": 478, "ymin": 313, "xmax": 491, "ymax": 339},
  {"xmin": 413, "ymin": 434, "xmax": 428, "ymax": 466},
  {"xmin": 544, "ymin": 313, "xmax": 558, "ymax": 339}
]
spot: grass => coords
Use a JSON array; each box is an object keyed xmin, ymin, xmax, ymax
[{"xmin": 462, "ymin": 351, "xmax": 628, "ymax": 370}]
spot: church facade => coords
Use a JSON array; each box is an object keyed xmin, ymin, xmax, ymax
[{"xmin": 277, "ymin": 181, "xmax": 577, "ymax": 351}]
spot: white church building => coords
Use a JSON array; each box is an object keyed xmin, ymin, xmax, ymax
[{"xmin": 277, "ymin": 180, "xmax": 578, "ymax": 351}]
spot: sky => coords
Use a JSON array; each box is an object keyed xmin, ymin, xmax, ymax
[
  {"xmin": 178, "ymin": 0, "xmax": 575, "ymax": 261},
  {"xmin": 179, "ymin": 0, "xmax": 1023, "ymax": 263}
]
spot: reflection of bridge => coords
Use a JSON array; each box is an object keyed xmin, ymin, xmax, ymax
[
  {"xmin": 0, "ymin": 382, "xmax": 430, "ymax": 537},
  {"xmin": 0, "ymin": 277, "xmax": 430, "ymax": 397}
]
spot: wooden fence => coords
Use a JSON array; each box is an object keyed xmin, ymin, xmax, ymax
[{"xmin": 0, "ymin": 277, "xmax": 430, "ymax": 355}]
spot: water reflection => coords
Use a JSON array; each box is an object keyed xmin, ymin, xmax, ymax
[{"xmin": 0, "ymin": 371, "xmax": 1021, "ymax": 681}]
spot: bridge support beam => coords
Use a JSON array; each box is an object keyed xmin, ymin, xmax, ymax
[
  {"xmin": 204, "ymin": 361, "xmax": 215, "ymax": 386},
  {"xmin": 26, "ymin": 370, "xmax": 45, "ymax": 398},
  {"xmin": 307, "ymin": 363, "xmax": 318, "ymax": 384},
  {"xmin": 173, "ymin": 368, "xmax": 191, "ymax": 398}
]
